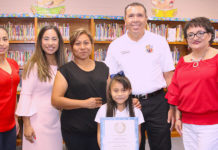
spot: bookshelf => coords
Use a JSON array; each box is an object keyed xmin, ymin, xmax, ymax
[
  {"xmin": 1, "ymin": 14, "xmax": 217, "ymax": 90},
  {"xmin": 1, "ymin": 14, "xmax": 218, "ymax": 65}
]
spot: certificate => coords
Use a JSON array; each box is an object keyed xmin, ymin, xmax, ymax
[{"xmin": 100, "ymin": 117, "xmax": 139, "ymax": 150}]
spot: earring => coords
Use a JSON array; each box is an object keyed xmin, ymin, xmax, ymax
[{"xmin": 188, "ymin": 45, "xmax": 191, "ymax": 51}]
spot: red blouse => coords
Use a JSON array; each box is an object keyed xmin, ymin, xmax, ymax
[
  {"xmin": 0, "ymin": 58, "xmax": 20, "ymax": 132},
  {"xmin": 166, "ymin": 54, "xmax": 218, "ymax": 125}
]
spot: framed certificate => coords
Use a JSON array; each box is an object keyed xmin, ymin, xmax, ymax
[{"xmin": 100, "ymin": 117, "xmax": 139, "ymax": 150}]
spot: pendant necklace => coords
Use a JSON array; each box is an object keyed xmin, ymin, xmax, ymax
[
  {"xmin": 191, "ymin": 49, "xmax": 208, "ymax": 67},
  {"xmin": 191, "ymin": 58, "xmax": 202, "ymax": 67}
]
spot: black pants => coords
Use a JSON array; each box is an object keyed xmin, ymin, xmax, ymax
[
  {"xmin": 139, "ymin": 90, "xmax": 171, "ymax": 150},
  {"xmin": 62, "ymin": 130, "xmax": 100, "ymax": 150},
  {"xmin": 0, "ymin": 126, "xmax": 16, "ymax": 150}
]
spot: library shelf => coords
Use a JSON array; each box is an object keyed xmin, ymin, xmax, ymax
[
  {"xmin": 1, "ymin": 14, "xmax": 217, "ymax": 62},
  {"xmin": 168, "ymin": 41, "xmax": 187, "ymax": 45},
  {"xmin": 64, "ymin": 40, "xmax": 70, "ymax": 44},
  {"xmin": 94, "ymin": 41, "xmax": 112, "ymax": 44},
  {"xmin": 9, "ymin": 41, "xmax": 35, "ymax": 44},
  {"xmin": 212, "ymin": 43, "xmax": 218, "ymax": 46}
]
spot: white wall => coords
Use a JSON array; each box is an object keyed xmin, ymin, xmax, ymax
[{"xmin": 0, "ymin": 0, "xmax": 217, "ymax": 19}]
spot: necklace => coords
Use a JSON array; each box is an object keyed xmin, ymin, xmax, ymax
[
  {"xmin": 191, "ymin": 49, "xmax": 208, "ymax": 67},
  {"xmin": 191, "ymin": 58, "xmax": 202, "ymax": 67},
  {"xmin": 76, "ymin": 59, "xmax": 94, "ymax": 70}
]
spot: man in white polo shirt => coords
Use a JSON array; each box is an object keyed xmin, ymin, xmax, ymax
[{"xmin": 105, "ymin": 2, "xmax": 175, "ymax": 150}]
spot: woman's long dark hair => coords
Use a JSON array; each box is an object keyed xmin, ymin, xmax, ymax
[
  {"xmin": 23, "ymin": 25, "xmax": 66, "ymax": 82},
  {"xmin": 106, "ymin": 75, "xmax": 135, "ymax": 117}
]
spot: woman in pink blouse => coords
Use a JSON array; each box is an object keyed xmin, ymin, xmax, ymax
[
  {"xmin": 16, "ymin": 25, "xmax": 66, "ymax": 150},
  {"xmin": 166, "ymin": 17, "xmax": 218, "ymax": 150}
]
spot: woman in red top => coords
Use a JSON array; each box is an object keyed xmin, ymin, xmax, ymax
[
  {"xmin": 166, "ymin": 17, "xmax": 218, "ymax": 150},
  {"xmin": 0, "ymin": 27, "xmax": 20, "ymax": 150}
]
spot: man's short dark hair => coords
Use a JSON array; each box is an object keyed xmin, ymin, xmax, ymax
[{"xmin": 124, "ymin": 2, "xmax": 147, "ymax": 18}]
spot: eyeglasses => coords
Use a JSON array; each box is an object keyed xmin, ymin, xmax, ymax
[{"xmin": 187, "ymin": 31, "xmax": 208, "ymax": 39}]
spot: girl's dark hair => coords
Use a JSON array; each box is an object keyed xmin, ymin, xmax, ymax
[
  {"xmin": 106, "ymin": 75, "xmax": 135, "ymax": 117},
  {"xmin": 183, "ymin": 17, "xmax": 215, "ymax": 44}
]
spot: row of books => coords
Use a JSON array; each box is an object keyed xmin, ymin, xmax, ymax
[
  {"xmin": 14, "ymin": 47, "xmax": 179, "ymax": 91},
  {"xmin": 65, "ymin": 47, "xmax": 73, "ymax": 62},
  {"xmin": 38, "ymin": 22, "xmax": 70, "ymax": 41},
  {"xmin": 95, "ymin": 23, "xmax": 125, "ymax": 41},
  {"xmin": 1, "ymin": 21, "xmax": 218, "ymax": 44},
  {"xmin": 147, "ymin": 23, "xmax": 184, "ymax": 42},
  {"xmin": 93, "ymin": 46, "xmax": 180, "ymax": 64},
  {"xmin": 167, "ymin": 25, "xmax": 184, "ymax": 42},
  {"xmin": 214, "ymin": 29, "xmax": 218, "ymax": 42},
  {"xmin": 6, "ymin": 50, "xmax": 33, "ymax": 67},
  {"xmin": 6, "ymin": 47, "xmax": 75, "ymax": 69},
  {"xmin": 147, "ymin": 23, "xmax": 167, "ymax": 38},
  {"xmin": 94, "ymin": 48, "xmax": 107, "ymax": 61},
  {"xmin": 17, "ymin": 70, "xmax": 23, "ymax": 91},
  {"xmin": 1, "ymin": 23, "xmax": 35, "ymax": 41},
  {"xmin": 11, "ymin": 48, "xmax": 72, "ymax": 91},
  {"xmin": 171, "ymin": 46, "xmax": 180, "ymax": 65}
]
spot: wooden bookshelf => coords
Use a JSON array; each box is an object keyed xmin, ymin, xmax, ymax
[
  {"xmin": 1, "ymin": 14, "xmax": 216, "ymax": 89},
  {"xmin": 212, "ymin": 42, "xmax": 218, "ymax": 45},
  {"xmin": 9, "ymin": 41, "xmax": 35, "ymax": 44},
  {"xmin": 94, "ymin": 41, "xmax": 112, "ymax": 44},
  {"xmin": 64, "ymin": 40, "xmax": 70, "ymax": 44},
  {"xmin": 1, "ymin": 15, "xmax": 216, "ymax": 92},
  {"xmin": 168, "ymin": 41, "xmax": 187, "ymax": 45},
  {"xmin": 1, "ymin": 16, "xmax": 217, "ymax": 63}
]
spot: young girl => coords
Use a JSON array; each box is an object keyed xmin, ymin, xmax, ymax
[{"xmin": 95, "ymin": 74, "xmax": 144, "ymax": 148}]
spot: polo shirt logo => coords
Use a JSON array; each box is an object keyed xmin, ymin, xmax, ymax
[
  {"xmin": 146, "ymin": 45, "xmax": 153, "ymax": 53},
  {"xmin": 120, "ymin": 50, "xmax": 130, "ymax": 54}
]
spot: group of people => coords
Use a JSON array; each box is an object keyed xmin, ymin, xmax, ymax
[{"xmin": 0, "ymin": 2, "xmax": 217, "ymax": 150}]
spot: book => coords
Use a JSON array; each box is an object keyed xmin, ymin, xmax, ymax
[
  {"xmin": 95, "ymin": 23, "xmax": 125, "ymax": 41},
  {"xmin": 214, "ymin": 29, "xmax": 218, "ymax": 43},
  {"xmin": 167, "ymin": 28, "xmax": 176, "ymax": 42}
]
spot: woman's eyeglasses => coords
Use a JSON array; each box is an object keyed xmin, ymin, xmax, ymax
[{"xmin": 187, "ymin": 31, "xmax": 208, "ymax": 39}]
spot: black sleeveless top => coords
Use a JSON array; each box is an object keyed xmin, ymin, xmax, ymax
[{"xmin": 59, "ymin": 61, "xmax": 109, "ymax": 134}]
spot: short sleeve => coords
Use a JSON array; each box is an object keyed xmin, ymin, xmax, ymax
[
  {"xmin": 16, "ymin": 65, "xmax": 38, "ymax": 116},
  {"xmin": 159, "ymin": 37, "xmax": 175, "ymax": 72},
  {"xmin": 95, "ymin": 104, "xmax": 107, "ymax": 123},
  {"xmin": 165, "ymin": 58, "xmax": 183, "ymax": 106},
  {"xmin": 58, "ymin": 63, "xmax": 72, "ymax": 84},
  {"xmin": 99, "ymin": 61, "xmax": 109, "ymax": 78},
  {"xmin": 58, "ymin": 65, "xmax": 67, "ymax": 80},
  {"xmin": 134, "ymin": 108, "xmax": 144, "ymax": 125},
  {"xmin": 105, "ymin": 44, "xmax": 122, "ymax": 75}
]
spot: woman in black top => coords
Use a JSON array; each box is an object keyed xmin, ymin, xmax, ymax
[{"xmin": 52, "ymin": 28, "xmax": 109, "ymax": 150}]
